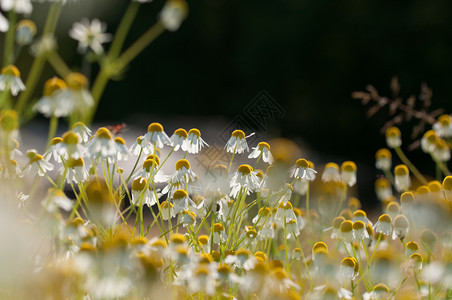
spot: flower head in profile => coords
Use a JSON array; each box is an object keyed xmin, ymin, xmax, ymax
[
  {"xmin": 385, "ymin": 126, "xmax": 402, "ymax": 148},
  {"xmin": 225, "ymin": 130, "xmax": 253, "ymax": 154},
  {"xmin": 142, "ymin": 122, "xmax": 172, "ymax": 149},
  {"xmin": 23, "ymin": 151, "xmax": 54, "ymax": 177},
  {"xmin": 64, "ymin": 72, "xmax": 94, "ymax": 115},
  {"xmin": 69, "ymin": 18, "xmax": 112, "ymax": 54},
  {"xmin": 0, "ymin": 65, "xmax": 25, "ymax": 96},
  {"xmin": 229, "ymin": 164, "xmax": 260, "ymax": 198},
  {"xmin": 187, "ymin": 128, "xmax": 208, "ymax": 153},
  {"xmin": 33, "ymin": 77, "xmax": 72, "ymax": 118},
  {"xmin": 290, "ymin": 158, "xmax": 316, "ymax": 181},
  {"xmin": 87, "ymin": 127, "xmax": 116, "ymax": 162},
  {"xmin": 249, "ymin": 142, "xmax": 273, "ymax": 164},
  {"xmin": 433, "ymin": 114, "xmax": 452, "ymax": 138},
  {"xmin": 322, "ymin": 162, "xmax": 341, "ymax": 182},
  {"xmin": 159, "ymin": 0, "xmax": 188, "ymax": 31}
]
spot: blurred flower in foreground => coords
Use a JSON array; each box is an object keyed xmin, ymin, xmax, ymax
[
  {"xmin": 69, "ymin": 19, "xmax": 112, "ymax": 54},
  {"xmin": 0, "ymin": 65, "xmax": 25, "ymax": 96},
  {"xmin": 159, "ymin": 0, "xmax": 188, "ymax": 31}
]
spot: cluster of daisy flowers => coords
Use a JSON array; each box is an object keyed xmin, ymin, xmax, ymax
[{"xmin": 1, "ymin": 114, "xmax": 452, "ymax": 299}]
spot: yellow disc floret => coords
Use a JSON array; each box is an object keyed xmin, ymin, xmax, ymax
[
  {"xmin": 438, "ymin": 114, "xmax": 451, "ymax": 126},
  {"xmin": 43, "ymin": 77, "xmax": 67, "ymax": 96},
  {"xmin": 296, "ymin": 158, "xmax": 309, "ymax": 168},
  {"xmin": 386, "ymin": 127, "xmax": 401, "ymax": 138},
  {"xmin": 340, "ymin": 220, "xmax": 353, "ymax": 233},
  {"xmin": 341, "ymin": 161, "xmax": 357, "ymax": 172},
  {"xmin": 65, "ymin": 72, "xmax": 88, "ymax": 90},
  {"xmin": 95, "ymin": 127, "xmax": 112, "ymax": 140},
  {"xmin": 50, "ymin": 137, "xmax": 63, "ymax": 146},
  {"xmin": 213, "ymin": 223, "xmax": 225, "ymax": 232},
  {"xmin": 1, "ymin": 65, "xmax": 20, "ymax": 77},
  {"xmin": 67, "ymin": 157, "xmax": 85, "ymax": 168},
  {"xmin": 238, "ymin": 164, "xmax": 253, "ymax": 174},
  {"xmin": 176, "ymin": 159, "xmax": 190, "ymax": 170},
  {"xmin": 114, "ymin": 137, "xmax": 125, "ymax": 145},
  {"xmin": 376, "ymin": 148, "xmax": 391, "ymax": 159},
  {"xmin": 378, "ymin": 214, "xmax": 392, "ymax": 224},
  {"xmin": 258, "ymin": 142, "xmax": 270, "ymax": 150},
  {"xmin": 132, "ymin": 177, "xmax": 147, "ymax": 191},
  {"xmin": 231, "ymin": 129, "xmax": 245, "ymax": 139},
  {"xmin": 62, "ymin": 131, "xmax": 79, "ymax": 144},
  {"xmin": 174, "ymin": 128, "xmax": 188, "ymax": 138},
  {"xmin": 173, "ymin": 189, "xmax": 188, "ymax": 200},
  {"xmin": 394, "ymin": 164, "xmax": 409, "ymax": 176},
  {"xmin": 188, "ymin": 128, "xmax": 201, "ymax": 137},
  {"xmin": 353, "ymin": 220, "xmax": 365, "ymax": 230},
  {"xmin": 147, "ymin": 122, "xmax": 164, "ymax": 133},
  {"xmin": 443, "ymin": 176, "xmax": 452, "ymax": 191}
]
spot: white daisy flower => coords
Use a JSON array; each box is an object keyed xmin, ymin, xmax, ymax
[
  {"xmin": 171, "ymin": 189, "xmax": 199, "ymax": 215},
  {"xmin": 248, "ymin": 141, "xmax": 273, "ymax": 164},
  {"xmin": 130, "ymin": 135, "xmax": 154, "ymax": 155},
  {"xmin": 290, "ymin": 158, "xmax": 317, "ymax": 181},
  {"xmin": 0, "ymin": 12, "xmax": 8, "ymax": 32},
  {"xmin": 137, "ymin": 157, "xmax": 168, "ymax": 182},
  {"xmin": 385, "ymin": 127, "xmax": 402, "ymax": 148},
  {"xmin": 114, "ymin": 137, "xmax": 129, "ymax": 161},
  {"xmin": 15, "ymin": 19, "xmax": 37, "ymax": 46},
  {"xmin": 72, "ymin": 121, "xmax": 92, "ymax": 143},
  {"xmin": 87, "ymin": 127, "xmax": 116, "ymax": 163},
  {"xmin": 33, "ymin": 77, "xmax": 73, "ymax": 118},
  {"xmin": 1, "ymin": 0, "xmax": 32, "ymax": 14},
  {"xmin": 162, "ymin": 159, "xmax": 196, "ymax": 194},
  {"xmin": 170, "ymin": 128, "xmax": 189, "ymax": 151},
  {"xmin": 57, "ymin": 131, "xmax": 86, "ymax": 160},
  {"xmin": 375, "ymin": 148, "xmax": 392, "ymax": 171},
  {"xmin": 23, "ymin": 151, "xmax": 54, "ymax": 176},
  {"xmin": 44, "ymin": 137, "xmax": 63, "ymax": 162},
  {"xmin": 392, "ymin": 214, "xmax": 409, "ymax": 240},
  {"xmin": 433, "ymin": 114, "xmax": 452, "ymax": 138},
  {"xmin": 187, "ymin": 128, "xmax": 209, "ymax": 154},
  {"xmin": 225, "ymin": 130, "xmax": 254, "ymax": 154},
  {"xmin": 41, "ymin": 188, "xmax": 73, "ymax": 212},
  {"xmin": 374, "ymin": 214, "xmax": 392, "ymax": 236},
  {"xmin": 69, "ymin": 18, "xmax": 112, "ymax": 54},
  {"xmin": 159, "ymin": 0, "xmax": 188, "ymax": 31},
  {"xmin": 131, "ymin": 177, "xmax": 158, "ymax": 207},
  {"xmin": 229, "ymin": 164, "xmax": 260, "ymax": 198},
  {"xmin": 321, "ymin": 162, "xmax": 341, "ymax": 182},
  {"xmin": 64, "ymin": 73, "xmax": 94, "ymax": 115},
  {"xmin": 142, "ymin": 122, "xmax": 172, "ymax": 149},
  {"xmin": 341, "ymin": 161, "xmax": 357, "ymax": 187},
  {"xmin": 65, "ymin": 157, "xmax": 89, "ymax": 184},
  {"xmin": 394, "ymin": 164, "xmax": 410, "ymax": 192},
  {"xmin": 352, "ymin": 221, "xmax": 369, "ymax": 241},
  {"xmin": 0, "ymin": 65, "xmax": 25, "ymax": 96},
  {"xmin": 160, "ymin": 200, "xmax": 175, "ymax": 220}
]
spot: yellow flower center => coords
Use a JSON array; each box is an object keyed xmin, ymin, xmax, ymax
[
  {"xmin": 378, "ymin": 214, "xmax": 392, "ymax": 224},
  {"xmin": 114, "ymin": 137, "xmax": 126, "ymax": 145},
  {"xmin": 238, "ymin": 164, "xmax": 253, "ymax": 174},
  {"xmin": 385, "ymin": 127, "xmax": 401, "ymax": 138},
  {"xmin": 147, "ymin": 122, "xmax": 164, "ymax": 132},
  {"xmin": 438, "ymin": 114, "xmax": 451, "ymax": 126},
  {"xmin": 143, "ymin": 159, "xmax": 158, "ymax": 169},
  {"xmin": 174, "ymin": 128, "xmax": 188, "ymax": 138},
  {"xmin": 427, "ymin": 180, "xmax": 441, "ymax": 192},
  {"xmin": 415, "ymin": 185, "xmax": 430, "ymax": 195},
  {"xmin": 95, "ymin": 127, "xmax": 112, "ymax": 140},
  {"xmin": 161, "ymin": 200, "xmax": 173, "ymax": 209},
  {"xmin": 198, "ymin": 235, "xmax": 209, "ymax": 245},
  {"xmin": 278, "ymin": 201, "xmax": 293, "ymax": 210},
  {"xmin": 341, "ymin": 257, "xmax": 356, "ymax": 268},
  {"xmin": 400, "ymin": 191, "xmax": 414, "ymax": 204},
  {"xmin": 340, "ymin": 220, "xmax": 353, "ymax": 233},
  {"xmin": 258, "ymin": 141, "xmax": 270, "ymax": 150},
  {"xmin": 394, "ymin": 215, "xmax": 409, "ymax": 228},
  {"xmin": 146, "ymin": 154, "xmax": 161, "ymax": 165},
  {"xmin": 132, "ymin": 177, "xmax": 147, "ymax": 191},
  {"xmin": 442, "ymin": 176, "xmax": 452, "ymax": 191},
  {"xmin": 176, "ymin": 159, "xmax": 190, "ymax": 170},
  {"xmin": 376, "ymin": 148, "xmax": 391, "ymax": 159},
  {"xmin": 424, "ymin": 130, "xmax": 438, "ymax": 143},
  {"xmin": 353, "ymin": 220, "xmax": 365, "ymax": 230},
  {"xmin": 62, "ymin": 131, "xmax": 79, "ymax": 144},
  {"xmin": 394, "ymin": 164, "xmax": 409, "ymax": 176},
  {"xmin": 67, "ymin": 157, "xmax": 85, "ymax": 168},
  {"xmin": 406, "ymin": 241, "xmax": 419, "ymax": 251},
  {"xmin": 29, "ymin": 154, "xmax": 44, "ymax": 164},
  {"xmin": 341, "ymin": 161, "xmax": 357, "ymax": 172},
  {"xmin": 296, "ymin": 158, "xmax": 309, "ymax": 168},
  {"xmin": 43, "ymin": 77, "xmax": 67, "ymax": 96},
  {"xmin": 171, "ymin": 233, "xmax": 186, "ymax": 244},
  {"xmin": 333, "ymin": 216, "xmax": 345, "ymax": 228},
  {"xmin": 0, "ymin": 110, "xmax": 18, "ymax": 131},
  {"xmin": 213, "ymin": 223, "xmax": 225, "ymax": 232},
  {"xmin": 173, "ymin": 189, "xmax": 188, "ymax": 200},
  {"xmin": 50, "ymin": 137, "xmax": 63, "ymax": 145},
  {"xmin": 325, "ymin": 162, "xmax": 339, "ymax": 170},
  {"xmin": 375, "ymin": 178, "xmax": 390, "ymax": 189},
  {"xmin": 373, "ymin": 283, "xmax": 389, "ymax": 293},
  {"xmin": 65, "ymin": 72, "xmax": 88, "ymax": 90},
  {"xmin": 231, "ymin": 129, "xmax": 245, "ymax": 139},
  {"xmin": 188, "ymin": 128, "xmax": 201, "ymax": 137},
  {"xmin": 313, "ymin": 242, "xmax": 328, "ymax": 252},
  {"xmin": 1, "ymin": 65, "xmax": 20, "ymax": 77}
]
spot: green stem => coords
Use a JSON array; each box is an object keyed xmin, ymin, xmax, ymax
[
  {"xmin": 15, "ymin": 3, "xmax": 63, "ymax": 116},
  {"xmin": 3, "ymin": 10, "xmax": 17, "ymax": 66},
  {"xmin": 394, "ymin": 146, "xmax": 427, "ymax": 185},
  {"xmin": 46, "ymin": 116, "xmax": 58, "ymax": 150},
  {"xmin": 47, "ymin": 50, "xmax": 72, "ymax": 77}
]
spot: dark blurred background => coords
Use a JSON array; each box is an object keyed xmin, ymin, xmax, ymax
[{"xmin": 24, "ymin": 0, "xmax": 452, "ymax": 208}]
